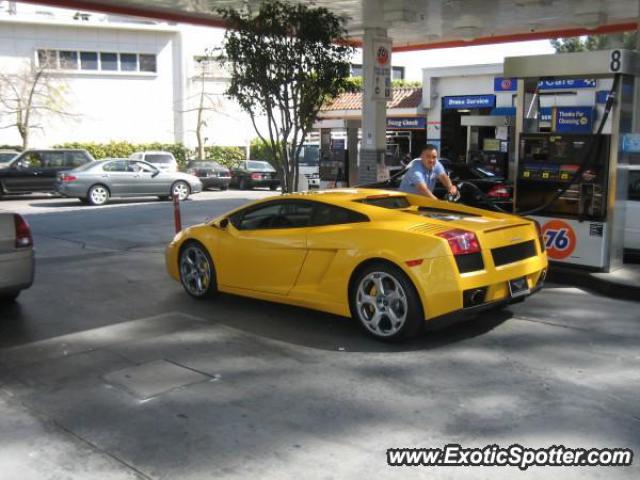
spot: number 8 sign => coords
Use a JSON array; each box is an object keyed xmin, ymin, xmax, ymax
[{"xmin": 542, "ymin": 220, "xmax": 577, "ymax": 260}]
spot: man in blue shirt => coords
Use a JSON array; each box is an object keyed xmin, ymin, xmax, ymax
[{"xmin": 398, "ymin": 144, "xmax": 458, "ymax": 200}]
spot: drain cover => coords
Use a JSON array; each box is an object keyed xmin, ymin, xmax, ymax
[{"xmin": 104, "ymin": 360, "xmax": 209, "ymax": 400}]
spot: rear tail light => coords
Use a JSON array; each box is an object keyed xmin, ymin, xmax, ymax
[
  {"xmin": 60, "ymin": 174, "xmax": 77, "ymax": 183},
  {"xmin": 532, "ymin": 219, "xmax": 545, "ymax": 252},
  {"xmin": 14, "ymin": 214, "xmax": 33, "ymax": 248},
  {"xmin": 436, "ymin": 229, "xmax": 481, "ymax": 255},
  {"xmin": 487, "ymin": 184, "xmax": 511, "ymax": 199},
  {"xmin": 250, "ymin": 173, "xmax": 261, "ymax": 180}
]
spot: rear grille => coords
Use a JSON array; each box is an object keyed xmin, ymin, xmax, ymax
[
  {"xmin": 491, "ymin": 240, "xmax": 537, "ymax": 267},
  {"xmin": 455, "ymin": 253, "xmax": 485, "ymax": 273}
]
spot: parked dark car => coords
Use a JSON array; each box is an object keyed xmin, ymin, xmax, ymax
[
  {"xmin": 230, "ymin": 160, "xmax": 280, "ymax": 191},
  {"xmin": 362, "ymin": 158, "xmax": 513, "ymax": 212},
  {"xmin": 185, "ymin": 160, "xmax": 231, "ymax": 190},
  {"xmin": 0, "ymin": 149, "xmax": 94, "ymax": 197}
]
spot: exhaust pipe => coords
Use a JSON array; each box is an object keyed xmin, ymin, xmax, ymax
[{"xmin": 463, "ymin": 287, "xmax": 487, "ymax": 308}]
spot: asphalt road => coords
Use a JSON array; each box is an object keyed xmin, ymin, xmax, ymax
[{"xmin": 0, "ymin": 190, "xmax": 639, "ymax": 480}]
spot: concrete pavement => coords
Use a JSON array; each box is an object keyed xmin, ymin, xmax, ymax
[{"xmin": 0, "ymin": 190, "xmax": 638, "ymax": 479}]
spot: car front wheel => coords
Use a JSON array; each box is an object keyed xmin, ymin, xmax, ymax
[
  {"xmin": 87, "ymin": 184, "xmax": 110, "ymax": 206},
  {"xmin": 172, "ymin": 181, "xmax": 191, "ymax": 201},
  {"xmin": 179, "ymin": 242, "xmax": 217, "ymax": 299},
  {"xmin": 350, "ymin": 262, "xmax": 424, "ymax": 341}
]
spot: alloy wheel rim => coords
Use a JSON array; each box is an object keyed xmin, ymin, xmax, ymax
[
  {"xmin": 91, "ymin": 186, "xmax": 107, "ymax": 204},
  {"xmin": 173, "ymin": 182, "xmax": 189, "ymax": 200},
  {"xmin": 180, "ymin": 246, "xmax": 211, "ymax": 296},
  {"xmin": 356, "ymin": 272, "xmax": 408, "ymax": 337}
]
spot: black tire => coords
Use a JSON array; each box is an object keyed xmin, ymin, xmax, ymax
[
  {"xmin": 269, "ymin": 184, "xmax": 278, "ymax": 191},
  {"xmin": 220, "ymin": 185, "xmax": 228, "ymax": 191},
  {"xmin": 171, "ymin": 181, "xmax": 191, "ymax": 201},
  {"xmin": 0, "ymin": 291, "xmax": 20, "ymax": 303},
  {"xmin": 87, "ymin": 184, "xmax": 110, "ymax": 206},
  {"xmin": 349, "ymin": 261, "xmax": 424, "ymax": 342},
  {"xmin": 178, "ymin": 241, "xmax": 217, "ymax": 299}
]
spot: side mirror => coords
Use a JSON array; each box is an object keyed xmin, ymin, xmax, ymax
[{"xmin": 218, "ymin": 218, "xmax": 229, "ymax": 229}]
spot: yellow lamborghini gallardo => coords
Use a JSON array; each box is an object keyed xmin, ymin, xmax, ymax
[{"xmin": 166, "ymin": 189, "xmax": 547, "ymax": 341}]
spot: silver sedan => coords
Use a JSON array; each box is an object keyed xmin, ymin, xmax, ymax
[
  {"xmin": 54, "ymin": 158, "xmax": 203, "ymax": 206},
  {"xmin": 0, "ymin": 211, "xmax": 35, "ymax": 302}
]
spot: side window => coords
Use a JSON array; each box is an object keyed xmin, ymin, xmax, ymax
[
  {"xmin": 18, "ymin": 152, "xmax": 44, "ymax": 168},
  {"xmin": 278, "ymin": 202, "xmax": 314, "ymax": 228},
  {"xmin": 129, "ymin": 161, "xmax": 156, "ymax": 173},
  {"xmin": 237, "ymin": 203, "xmax": 283, "ymax": 230},
  {"xmin": 66, "ymin": 151, "xmax": 90, "ymax": 167},
  {"xmin": 103, "ymin": 161, "xmax": 127, "ymax": 172},
  {"xmin": 312, "ymin": 203, "xmax": 369, "ymax": 226},
  {"xmin": 630, "ymin": 171, "xmax": 640, "ymax": 201},
  {"xmin": 41, "ymin": 151, "xmax": 66, "ymax": 168}
]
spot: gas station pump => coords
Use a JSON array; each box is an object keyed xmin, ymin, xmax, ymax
[{"xmin": 504, "ymin": 50, "xmax": 637, "ymax": 272}]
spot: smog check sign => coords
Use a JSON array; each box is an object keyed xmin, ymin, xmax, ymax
[{"xmin": 542, "ymin": 220, "xmax": 577, "ymax": 260}]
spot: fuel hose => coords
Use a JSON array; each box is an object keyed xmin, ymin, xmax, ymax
[{"xmin": 464, "ymin": 74, "xmax": 620, "ymax": 216}]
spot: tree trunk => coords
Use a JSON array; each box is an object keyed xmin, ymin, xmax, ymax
[{"xmin": 19, "ymin": 125, "xmax": 28, "ymax": 150}]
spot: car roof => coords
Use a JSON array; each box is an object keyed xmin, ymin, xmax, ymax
[
  {"xmin": 135, "ymin": 151, "xmax": 175, "ymax": 155},
  {"xmin": 277, "ymin": 188, "xmax": 408, "ymax": 205}
]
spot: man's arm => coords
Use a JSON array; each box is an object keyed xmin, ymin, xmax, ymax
[
  {"xmin": 438, "ymin": 172, "xmax": 458, "ymax": 195},
  {"xmin": 416, "ymin": 181, "xmax": 438, "ymax": 200}
]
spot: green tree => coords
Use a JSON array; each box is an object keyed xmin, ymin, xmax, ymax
[
  {"xmin": 551, "ymin": 32, "xmax": 637, "ymax": 53},
  {"xmin": 219, "ymin": 0, "xmax": 353, "ymax": 192}
]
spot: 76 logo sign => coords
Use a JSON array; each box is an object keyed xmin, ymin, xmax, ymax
[{"xmin": 542, "ymin": 220, "xmax": 576, "ymax": 260}]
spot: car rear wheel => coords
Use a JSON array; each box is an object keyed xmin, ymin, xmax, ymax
[
  {"xmin": 269, "ymin": 184, "xmax": 278, "ymax": 191},
  {"xmin": 0, "ymin": 291, "xmax": 20, "ymax": 303},
  {"xmin": 179, "ymin": 242, "xmax": 217, "ymax": 299},
  {"xmin": 172, "ymin": 181, "xmax": 190, "ymax": 201},
  {"xmin": 350, "ymin": 262, "xmax": 424, "ymax": 341},
  {"xmin": 87, "ymin": 184, "xmax": 110, "ymax": 206}
]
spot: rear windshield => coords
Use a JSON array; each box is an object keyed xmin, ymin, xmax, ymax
[
  {"xmin": 248, "ymin": 160, "xmax": 275, "ymax": 171},
  {"xmin": 145, "ymin": 154, "xmax": 174, "ymax": 164},
  {"xmin": 357, "ymin": 196, "xmax": 410, "ymax": 209},
  {"xmin": 0, "ymin": 153, "xmax": 17, "ymax": 163}
]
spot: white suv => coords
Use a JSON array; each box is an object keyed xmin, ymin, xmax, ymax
[{"xmin": 129, "ymin": 151, "xmax": 178, "ymax": 173}]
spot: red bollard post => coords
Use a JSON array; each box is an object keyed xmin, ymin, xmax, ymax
[{"xmin": 173, "ymin": 194, "xmax": 182, "ymax": 233}]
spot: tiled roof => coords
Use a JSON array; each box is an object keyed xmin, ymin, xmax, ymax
[{"xmin": 321, "ymin": 87, "xmax": 422, "ymax": 112}]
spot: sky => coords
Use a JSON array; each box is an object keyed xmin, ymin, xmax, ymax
[{"xmin": 387, "ymin": 40, "xmax": 556, "ymax": 82}]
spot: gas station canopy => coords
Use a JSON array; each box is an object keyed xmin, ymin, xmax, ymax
[{"xmin": 26, "ymin": 0, "xmax": 639, "ymax": 50}]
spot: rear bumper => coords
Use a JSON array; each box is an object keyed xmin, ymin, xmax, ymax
[
  {"xmin": 54, "ymin": 182, "xmax": 85, "ymax": 197},
  {"xmin": 200, "ymin": 177, "xmax": 230, "ymax": 189},
  {"xmin": 250, "ymin": 179, "xmax": 280, "ymax": 188},
  {"xmin": 424, "ymin": 280, "xmax": 544, "ymax": 331},
  {"xmin": 408, "ymin": 249, "xmax": 548, "ymax": 322},
  {"xmin": 0, "ymin": 248, "xmax": 35, "ymax": 293}
]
